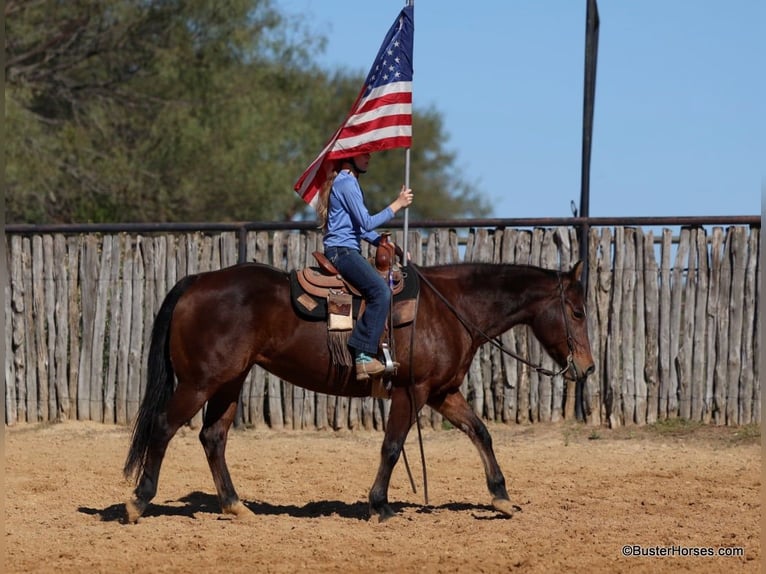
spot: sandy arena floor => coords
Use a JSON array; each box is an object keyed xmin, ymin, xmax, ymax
[{"xmin": 4, "ymin": 419, "xmax": 761, "ymax": 573}]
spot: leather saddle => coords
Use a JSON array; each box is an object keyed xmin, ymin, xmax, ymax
[
  {"xmin": 290, "ymin": 237, "xmax": 417, "ymax": 326},
  {"xmin": 296, "ymin": 251, "xmax": 405, "ymax": 299}
]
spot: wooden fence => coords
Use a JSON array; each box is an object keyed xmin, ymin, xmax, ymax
[{"xmin": 4, "ymin": 224, "xmax": 760, "ymax": 429}]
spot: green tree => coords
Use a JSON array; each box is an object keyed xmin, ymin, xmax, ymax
[{"xmin": 5, "ymin": 0, "xmax": 489, "ymax": 223}]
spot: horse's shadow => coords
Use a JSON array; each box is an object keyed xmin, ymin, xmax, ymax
[
  {"xmin": 78, "ymin": 491, "xmax": 222, "ymax": 523},
  {"xmin": 78, "ymin": 492, "xmax": 515, "ymax": 523}
]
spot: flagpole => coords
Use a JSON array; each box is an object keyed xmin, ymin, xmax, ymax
[
  {"xmin": 402, "ymin": 0, "xmax": 413, "ymax": 264},
  {"xmin": 403, "ymin": 148, "xmax": 410, "ymax": 263}
]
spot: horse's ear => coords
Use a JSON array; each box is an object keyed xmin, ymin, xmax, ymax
[{"xmin": 571, "ymin": 260, "xmax": 584, "ymax": 282}]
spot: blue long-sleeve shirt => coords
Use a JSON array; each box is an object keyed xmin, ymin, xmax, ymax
[{"xmin": 323, "ymin": 170, "xmax": 394, "ymax": 250}]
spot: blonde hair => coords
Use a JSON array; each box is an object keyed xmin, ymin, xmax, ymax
[{"xmin": 316, "ymin": 168, "xmax": 339, "ymax": 232}]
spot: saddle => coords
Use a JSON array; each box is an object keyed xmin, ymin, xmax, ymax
[
  {"xmin": 289, "ymin": 237, "xmax": 418, "ymax": 375},
  {"xmin": 296, "ymin": 252, "xmax": 405, "ymax": 300},
  {"xmin": 290, "ymin": 236, "xmax": 417, "ymax": 327}
]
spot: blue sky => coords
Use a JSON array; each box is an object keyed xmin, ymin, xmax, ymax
[{"xmin": 279, "ymin": 0, "xmax": 759, "ymax": 219}]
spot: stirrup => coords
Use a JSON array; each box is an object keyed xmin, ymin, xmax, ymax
[{"xmin": 381, "ymin": 343, "xmax": 398, "ymax": 375}]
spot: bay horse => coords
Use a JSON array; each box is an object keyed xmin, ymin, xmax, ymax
[{"xmin": 123, "ymin": 259, "xmax": 594, "ymax": 523}]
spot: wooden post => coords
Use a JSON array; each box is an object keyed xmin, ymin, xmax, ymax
[
  {"xmin": 621, "ymin": 228, "xmax": 636, "ymax": 424},
  {"xmin": 706, "ymin": 228, "xmax": 724, "ymax": 424},
  {"xmin": 643, "ymin": 230, "xmax": 659, "ymax": 424},
  {"xmin": 91, "ymin": 235, "xmax": 112, "ymax": 422},
  {"xmin": 739, "ymin": 229, "xmax": 758, "ymax": 424},
  {"xmin": 679, "ymin": 230, "xmax": 697, "ymax": 420},
  {"xmin": 126, "ymin": 238, "xmax": 145, "ymax": 424},
  {"xmin": 691, "ymin": 229, "xmax": 709, "ymax": 421},
  {"xmin": 593, "ymin": 228, "xmax": 612, "ymax": 426},
  {"xmin": 725, "ymin": 227, "xmax": 746, "ymax": 425},
  {"xmin": 633, "ymin": 228, "xmax": 647, "ymax": 425},
  {"xmin": 104, "ymin": 235, "xmax": 123, "ymax": 424},
  {"xmin": 668, "ymin": 228, "xmax": 690, "ymax": 418},
  {"xmin": 608, "ymin": 227, "xmax": 625, "ymax": 427},
  {"xmin": 116, "ymin": 235, "xmax": 133, "ymax": 425},
  {"xmin": 713, "ymin": 229, "xmax": 733, "ymax": 425}
]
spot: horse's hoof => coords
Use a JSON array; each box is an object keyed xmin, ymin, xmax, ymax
[
  {"xmin": 223, "ymin": 501, "xmax": 254, "ymax": 521},
  {"xmin": 377, "ymin": 510, "xmax": 395, "ymax": 523},
  {"xmin": 491, "ymin": 497, "xmax": 520, "ymax": 517},
  {"xmin": 125, "ymin": 498, "xmax": 145, "ymax": 524},
  {"xmin": 370, "ymin": 504, "xmax": 396, "ymax": 522}
]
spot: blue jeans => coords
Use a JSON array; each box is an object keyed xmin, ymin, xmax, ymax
[{"xmin": 325, "ymin": 246, "xmax": 391, "ymax": 355}]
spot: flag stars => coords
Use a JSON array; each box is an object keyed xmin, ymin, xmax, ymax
[{"xmin": 360, "ymin": 16, "xmax": 411, "ymax": 90}]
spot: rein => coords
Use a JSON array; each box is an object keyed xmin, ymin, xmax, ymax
[
  {"xmin": 382, "ymin": 264, "xmax": 428, "ymax": 505},
  {"xmin": 409, "ymin": 264, "xmax": 576, "ymax": 379},
  {"xmin": 381, "ymin": 264, "xmax": 423, "ymax": 501}
]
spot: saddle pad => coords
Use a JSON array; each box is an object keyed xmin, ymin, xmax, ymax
[{"xmin": 291, "ymin": 270, "xmax": 362, "ymax": 320}]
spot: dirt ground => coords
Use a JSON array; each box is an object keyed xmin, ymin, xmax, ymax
[{"xmin": 4, "ymin": 419, "xmax": 761, "ymax": 573}]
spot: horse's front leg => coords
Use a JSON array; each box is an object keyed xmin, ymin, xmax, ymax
[
  {"xmin": 368, "ymin": 385, "xmax": 427, "ymax": 522},
  {"xmin": 428, "ymin": 390, "xmax": 518, "ymax": 517}
]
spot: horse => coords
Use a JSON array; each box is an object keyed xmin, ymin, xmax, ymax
[{"xmin": 123, "ymin": 259, "xmax": 595, "ymax": 523}]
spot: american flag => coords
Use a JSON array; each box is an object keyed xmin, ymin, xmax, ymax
[{"xmin": 294, "ymin": 5, "xmax": 414, "ymax": 208}]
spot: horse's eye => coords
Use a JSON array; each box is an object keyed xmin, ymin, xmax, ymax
[{"xmin": 572, "ymin": 308, "xmax": 586, "ymax": 320}]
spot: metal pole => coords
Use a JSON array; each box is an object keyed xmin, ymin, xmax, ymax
[
  {"xmin": 578, "ymin": 0, "xmax": 599, "ymax": 285},
  {"xmin": 402, "ymin": 0, "xmax": 413, "ymax": 262},
  {"xmin": 403, "ymin": 148, "xmax": 411, "ymax": 262}
]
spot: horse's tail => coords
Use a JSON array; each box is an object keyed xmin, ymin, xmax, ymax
[{"xmin": 123, "ymin": 274, "xmax": 198, "ymax": 482}]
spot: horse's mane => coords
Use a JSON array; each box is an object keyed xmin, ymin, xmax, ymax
[{"xmin": 418, "ymin": 261, "xmax": 557, "ymax": 279}]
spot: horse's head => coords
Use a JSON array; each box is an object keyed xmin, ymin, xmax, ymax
[{"xmin": 530, "ymin": 261, "xmax": 595, "ymax": 381}]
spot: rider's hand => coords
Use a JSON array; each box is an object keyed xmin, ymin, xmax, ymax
[
  {"xmin": 391, "ymin": 185, "xmax": 413, "ymax": 213},
  {"xmin": 398, "ymin": 185, "xmax": 413, "ymax": 208}
]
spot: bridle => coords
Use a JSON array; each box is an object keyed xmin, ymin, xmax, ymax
[{"xmin": 409, "ymin": 264, "xmax": 577, "ymax": 379}]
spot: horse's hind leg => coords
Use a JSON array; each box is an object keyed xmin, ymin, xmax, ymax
[
  {"xmin": 428, "ymin": 390, "xmax": 518, "ymax": 517},
  {"xmin": 126, "ymin": 387, "xmax": 207, "ymax": 523},
  {"xmin": 199, "ymin": 377, "xmax": 252, "ymax": 520}
]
